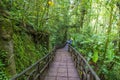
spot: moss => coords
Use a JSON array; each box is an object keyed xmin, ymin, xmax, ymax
[
  {"xmin": 13, "ymin": 32, "xmax": 46, "ymax": 72},
  {"xmin": 0, "ymin": 18, "xmax": 12, "ymax": 42},
  {"xmin": 0, "ymin": 18, "xmax": 16, "ymax": 78},
  {"xmin": 0, "ymin": 17, "xmax": 50, "ymax": 78}
]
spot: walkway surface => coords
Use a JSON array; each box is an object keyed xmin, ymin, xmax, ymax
[{"xmin": 44, "ymin": 46, "xmax": 80, "ymax": 80}]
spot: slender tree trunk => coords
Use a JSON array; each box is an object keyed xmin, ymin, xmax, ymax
[
  {"xmin": 117, "ymin": 3, "xmax": 120, "ymax": 53},
  {"xmin": 104, "ymin": 6, "xmax": 113, "ymax": 58},
  {"xmin": 75, "ymin": 0, "xmax": 87, "ymax": 32},
  {"xmin": 0, "ymin": 1, "xmax": 16, "ymax": 76},
  {"xmin": 100, "ymin": 6, "xmax": 113, "ymax": 80},
  {"xmin": 0, "ymin": 19, "xmax": 16, "ymax": 76}
]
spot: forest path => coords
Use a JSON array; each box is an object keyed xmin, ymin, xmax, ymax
[{"xmin": 44, "ymin": 45, "xmax": 80, "ymax": 80}]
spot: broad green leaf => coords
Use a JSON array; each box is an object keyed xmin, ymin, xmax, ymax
[
  {"xmin": 92, "ymin": 50, "xmax": 98, "ymax": 63},
  {"xmin": 107, "ymin": 49, "xmax": 114, "ymax": 61}
]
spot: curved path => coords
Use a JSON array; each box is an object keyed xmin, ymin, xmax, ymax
[{"xmin": 44, "ymin": 46, "xmax": 80, "ymax": 80}]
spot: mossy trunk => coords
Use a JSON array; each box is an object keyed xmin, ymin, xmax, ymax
[
  {"xmin": 116, "ymin": 1, "xmax": 120, "ymax": 54},
  {"xmin": 118, "ymin": 4, "xmax": 120, "ymax": 53},
  {"xmin": 0, "ymin": 18, "xmax": 16, "ymax": 76}
]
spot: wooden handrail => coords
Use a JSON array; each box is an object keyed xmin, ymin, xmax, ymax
[
  {"xmin": 68, "ymin": 45, "xmax": 100, "ymax": 80},
  {"xmin": 11, "ymin": 43, "xmax": 66, "ymax": 80},
  {"xmin": 10, "ymin": 43, "xmax": 100, "ymax": 80},
  {"xmin": 10, "ymin": 46, "xmax": 57, "ymax": 80}
]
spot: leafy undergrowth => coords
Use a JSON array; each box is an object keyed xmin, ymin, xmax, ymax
[
  {"xmin": 70, "ymin": 27, "xmax": 120, "ymax": 80},
  {"xmin": 13, "ymin": 31, "xmax": 47, "ymax": 73},
  {"xmin": 0, "ymin": 50, "xmax": 9, "ymax": 79}
]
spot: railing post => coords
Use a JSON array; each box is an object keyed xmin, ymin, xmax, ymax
[
  {"xmin": 75, "ymin": 53, "xmax": 77, "ymax": 68},
  {"xmin": 77, "ymin": 56, "xmax": 79, "ymax": 69},
  {"xmin": 87, "ymin": 71, "xmax": 90, "ymax": 80},
  {"xmin": 37, "ymin": 63, "xmax": 40, "ymax": 80},
  {"xmin": 48, "ymin": 55, "xmax": 50, "ymax": 68},
  {"xmin": 69, "ymin": 46, "xmax": 100, "ymax": 80}
]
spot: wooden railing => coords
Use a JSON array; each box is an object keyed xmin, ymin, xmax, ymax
[
  {"xmin": 68, "ymin": 45, "xmax": 100, "ymax": 80},
  {"xmin": 11, "ymin": 43, "xmax": 66, "ymax": 80},
  {"xmin": 11, "ymin": 49, "xmax": 55, "ymax": 80},
  {"xmin": 11, "ymin": 47, "xmax": 58, "ymax": 80},
  {"xmin": 11, "ymin": 43, "xmax": 100, "ymax": 80}
]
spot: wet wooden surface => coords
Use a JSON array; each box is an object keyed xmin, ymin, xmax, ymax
[{"xmin": 44, "ymin": 46, "xmax": 80, "ymax": 80}]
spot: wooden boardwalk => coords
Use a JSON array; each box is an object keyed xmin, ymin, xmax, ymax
[
  {"xmin": 11, "ymin": 45, "xmax": 100, "ymax": 80},
  {"xmin": 44, "ymin": 46, "xmax": 80, "ymax": 80}
]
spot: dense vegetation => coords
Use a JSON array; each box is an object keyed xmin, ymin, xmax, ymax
[{"xmin": 0, "ymin": 0, "xmax": 120, "ymax": 80}]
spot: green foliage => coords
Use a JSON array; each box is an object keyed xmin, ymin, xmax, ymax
[
  {"xmin": 0, "ymin": 71, "xmax": 9, "ymax": 80},
  {"xmin": 68, "ymin": 0, "xmax": 120, "ymax": 79},
  {"xmin": 1, "ymin": 0, "xmax": 120, "ymax": 80},
  {"xmin": 70, "ymin": 27, "xmax": 119, "ymax": 79},
  {"xmin": 0, "ymin": 51, "xmax": 9, "ymax": 80},
  {"xmin": 0, "ymin": 50, "xmax": 8, "ymax": 66},
  {"xmin": 106, "ymin": 42, "xmax": 115, "ymax": 61},
  {"xmin": 13, "ymin": 32, "xmax": 46, "ymax": 72},
  {"xmin": 92, "ymin": 50, "xmax": 98, "ymax": 63}
]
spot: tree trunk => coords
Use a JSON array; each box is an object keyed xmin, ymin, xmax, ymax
[
  {"xmin": 117, "ymin": 3, "xmax": 120, "ymax": 53},
  {"xmin": 104, "ymin": 6, "xmax": 113, "ymax": 58},
  {"xmin": 0, "ymin": 18, "xmax": 16, "ymax": 76}
]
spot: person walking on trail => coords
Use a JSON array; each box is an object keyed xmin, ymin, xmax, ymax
[{"xmin": 67, "ymin": 40, "xmax": 72, "ymax": 45}]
